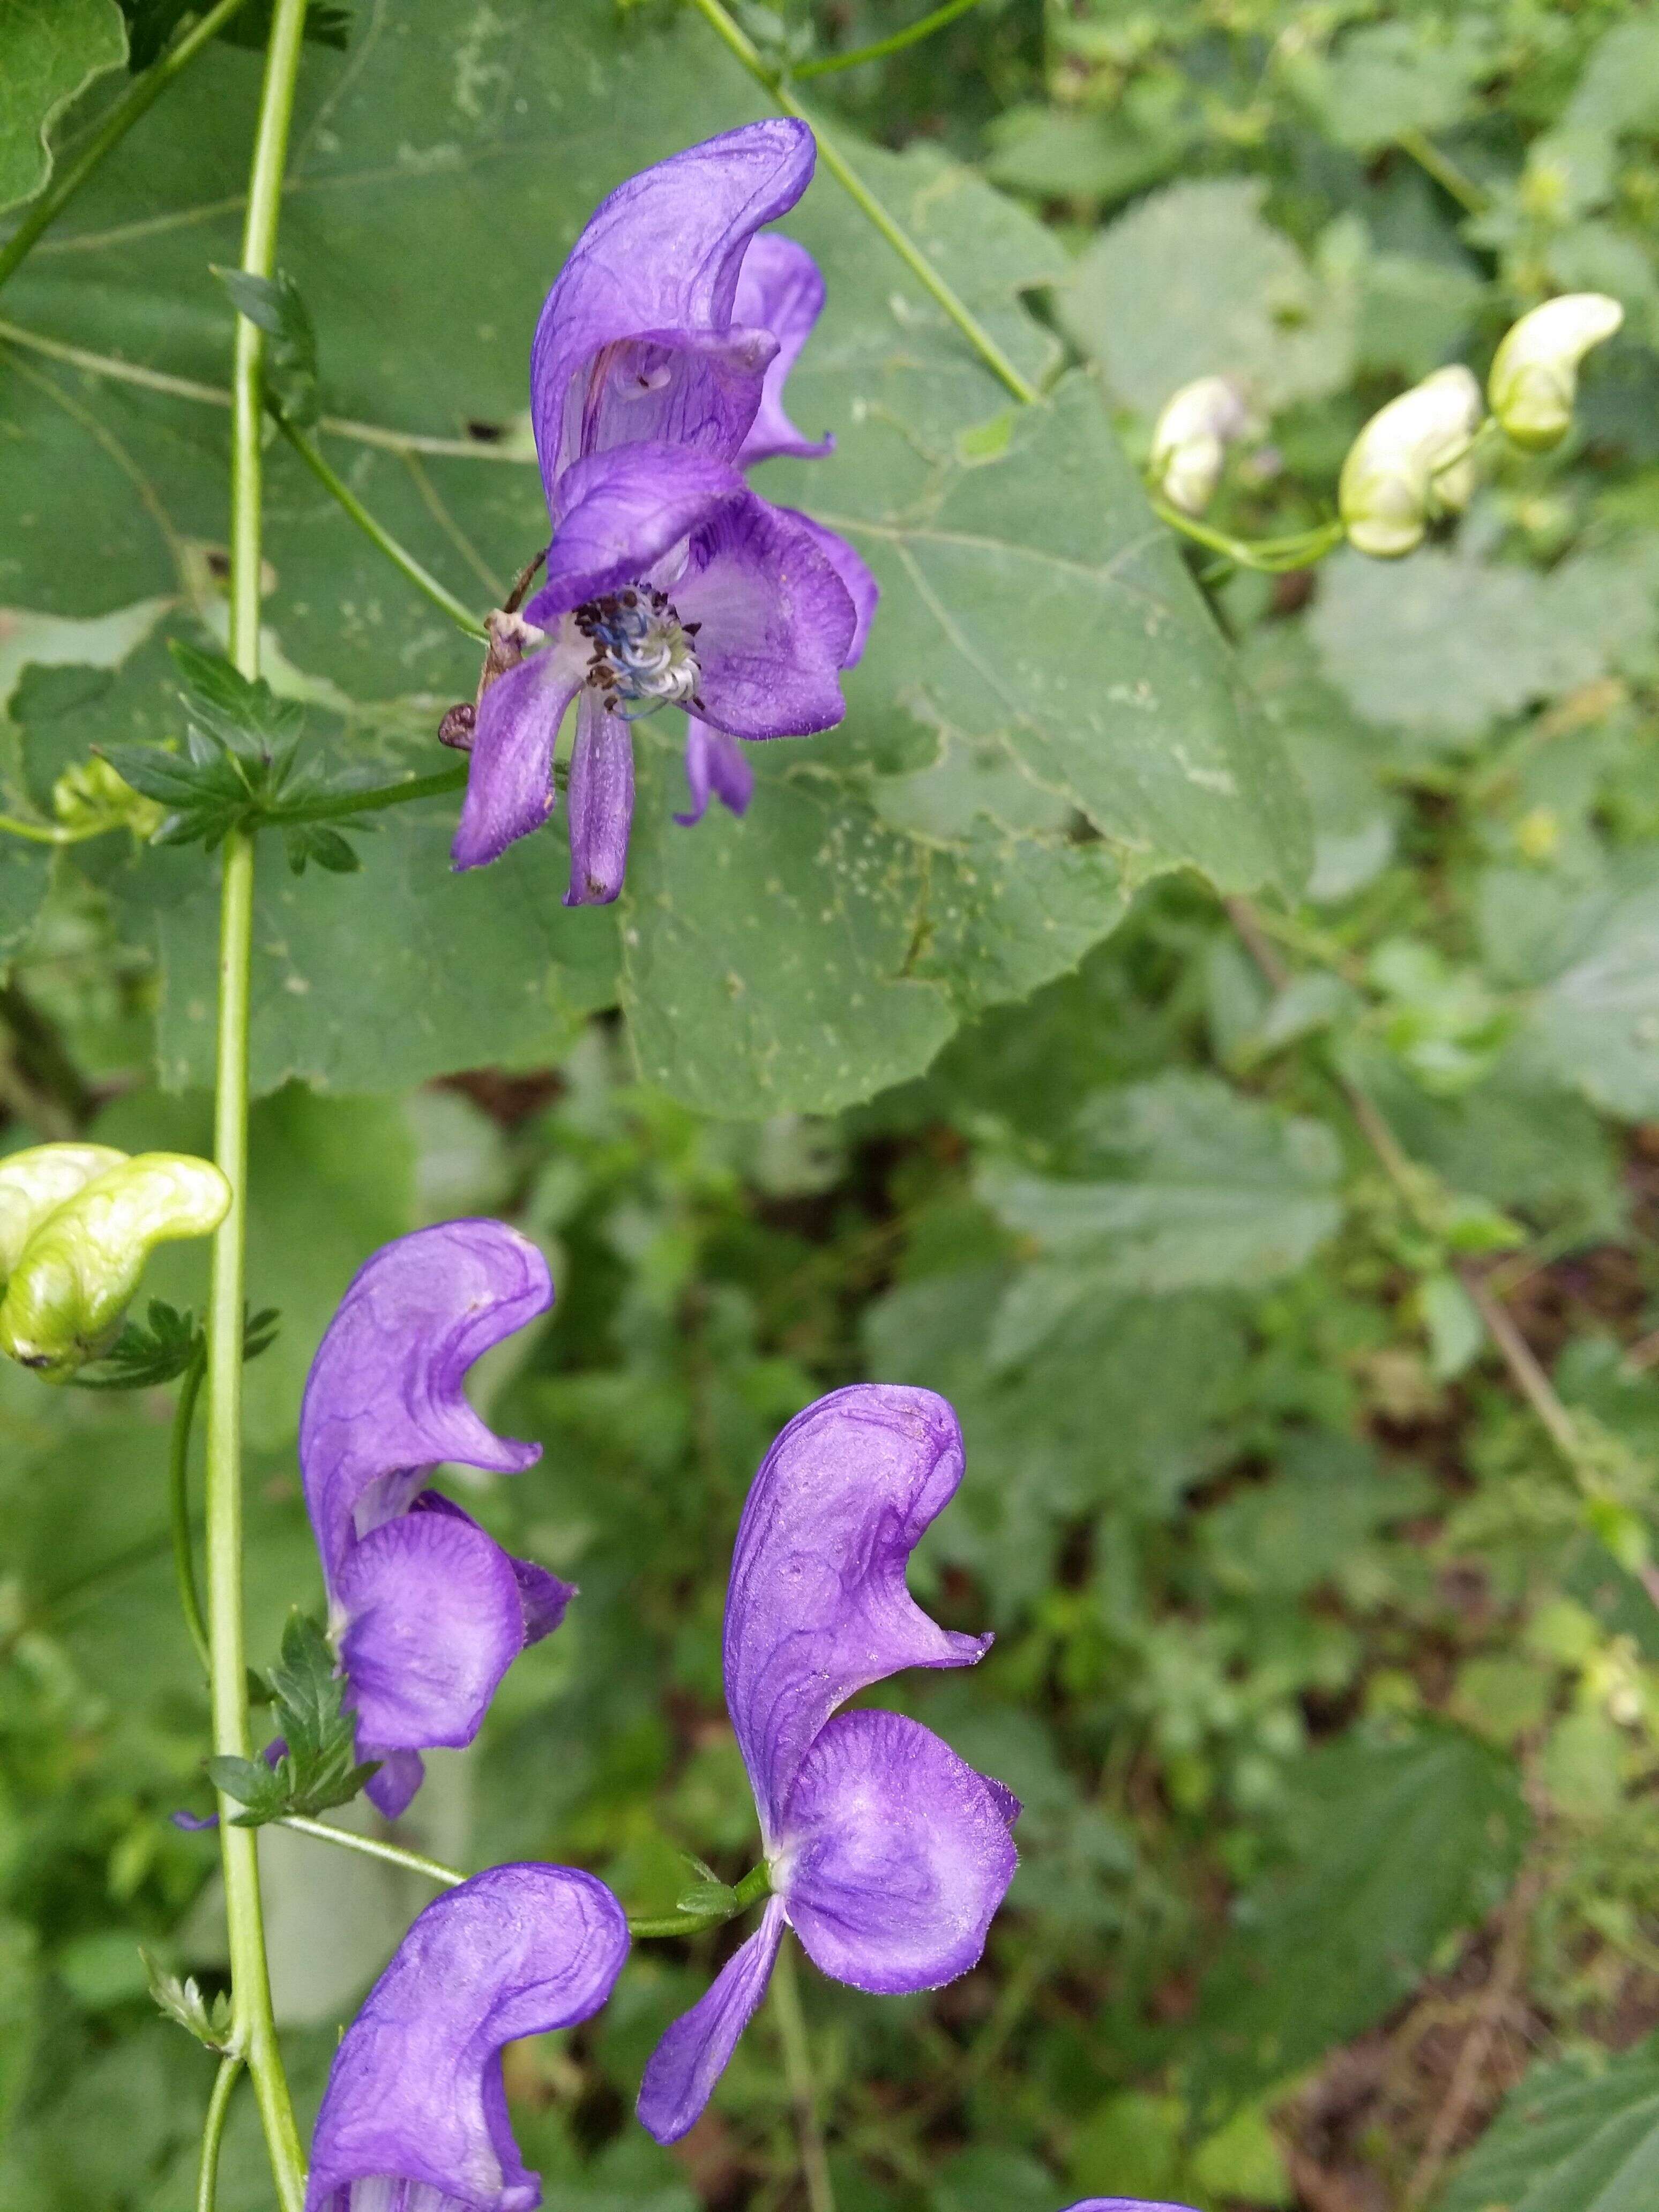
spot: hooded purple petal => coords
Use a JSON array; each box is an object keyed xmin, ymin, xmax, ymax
[
  {"xmin": 524, "ymin": 443, "xmax": 744, "ymax": 630},
  {"xmin": 675, "ymin": 720, "xmax": 755, "ymax": 827},
  {"xmin": 637, "ymin": 1896, "xmax": 787, "ymax": 2146},
  {"xmin": 411, "ymin": 1487, "xmax": 576, "ymax": 1645},
  {"xmin": 300, "ymin": 1222, "xmax": 552, "ymax": 1593},
  {"xmin": 451, "ymin": 641, "xmax": 585, "ymax": 873},
  {"xmin": 735, "ymin": 235, "xmax": 834, "ymax": 466},
  {"xmin": 563, "ymin": 691, "xmax": 634, "ymax": 907},
  {"xmin": 724, "ymin": 1384, "xmax": 989, "ymax": 1848},
  {"xmin": 337, "ymin": 1508, "xmax": 522, "ymax": 1755},
  {"xmin": 531, "ymin": 119, "xmax": 816, "ymax": 482},
  {"xmin": 778, "ymin": 509, "xmax": 879, "ymax": 668},
  {"xmin": 672, "ymin": 493, "xmax": 856, "ymax": 741},
  {"xmin": 1064, "ymin": 2203, "xmax": 1202, "ymax": 2210},
  {"xmin": 306, "ymin": 1864, "xmax": 628, "ymax": 2212},
  {"xmin": 776, "ymin": 1709, "xmax": 1018, "ymax": 1994}
]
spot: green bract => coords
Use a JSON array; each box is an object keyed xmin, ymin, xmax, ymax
[
  {"xmin": 0, "ymin": 1149, "xmax": 230, "ymax": 1378},
  {"xmin": 1338, "ymin": 364, "xmax": 1484, "ymax": 558},
  {"xmin": 1488, "ymin": 292, "xmax": 1624, "ymax": 452}
]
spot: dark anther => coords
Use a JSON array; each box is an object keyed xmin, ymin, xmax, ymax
[
  {"xmin": 438, "ymin": 701, "xmax": 476, "ymax": 750},
  {"xmin": 684, "ymin": 622, "xmax": 701, "ymax": 637}
]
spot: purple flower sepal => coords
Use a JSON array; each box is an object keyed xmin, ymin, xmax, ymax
[
  {"xmin": 301, "ymin": 1222, "xmax": 572, "ymax": 1821},
  {"xmin": 305, "ymin": 1863, "xmax": 628, "ymax": 2212},
  {"xmin": 637, "ymin": 1385, "xmax": 1018, "ymax": 2144},
  {"xmin": 450, "ymin": 121, "xmax": 879, "ymax": 901}
]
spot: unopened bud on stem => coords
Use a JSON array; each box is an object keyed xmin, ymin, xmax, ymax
[
  {"xmin": 0, "ymin": 1152, "xmax": 230, "ymax": 1378},
  {"xmin": 1339, "ymin": 365, "xmax": 1484, "ymax": 558},
  {"xmin": 1149, "ymin": 375, "xmax": 1256, "ymax": 516},
  {"xmin": 1489, "ymin": 293, "xmax": 1623, "ymax": 451}
]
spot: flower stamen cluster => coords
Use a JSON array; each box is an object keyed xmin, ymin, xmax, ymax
[{"xmin": 576, "ymin": 587, "xmax": 704, "ymax": 719}]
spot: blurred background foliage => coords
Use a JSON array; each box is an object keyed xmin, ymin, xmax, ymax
[{"xmin": 6, "ymin": 0, "xmax": 1659, "ymax": 2208}]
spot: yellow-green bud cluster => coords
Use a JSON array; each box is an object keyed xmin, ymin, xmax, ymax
[
  {"xmin": 1339, "ymin": 293, "xmax": 1623, "ymax": 560},
  {"xmin": 1488, "ymin": 293, "xmax": 1624, "ymax": 452},
  {"xmin": 1338, "ymin": 365, "xmax": 1484, "ymax": 559},
  {"xmin": 0, "ymin": 1145, "xmax": 230, "ymax": 1379},
  {"xmin": 51, "ymin": 757, "xmax": 165, "ymax": 840}
]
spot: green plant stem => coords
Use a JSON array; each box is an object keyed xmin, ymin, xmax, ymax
[
  {"xmin": 771, "ymin": 1933, "xmax": 836, "ymax": 2212},
  {"xmin": 792, "ymin": 0, "xmax": 987, "ymax": 78},
  {"xmin": 197, "ymin": 2053, "xmax": 244, "ymax": 2212},
  {"xmin": 279, "ymin": 422, "xmax": 488, "ymax": 638},
  {"xmin": 278, "ymin": 1813, "xmax": 781, "ymax": 1938},
  {"xmin": 279, "ymin": 763, "xmax": 469, "ymax": 825},
  {"xmin": 206, "ymin": 4, "xmax": 310, "ymax": 2206},
  {"xmin": 0, "ymin": 812, "xmax": 105, "ymax": 846},
  {"xmin": 685, "ymin": 0, "xmax": 1037, "ymax": 406},
  {"xmin": 0, "ymin": 0, "xmax": 255, "ymax": 297},
  {"xmin": 279, "ymin": 1816, "xmax": 466, "ymax": 1887},
  {"xmin": 1395, "ymin": 126, "xmax": 1489, "ymax": 216},
  {"xmin": 170, "ymin": 1342, "xmax": 211, "ymax": 1676},
  {"xmin": 1225, "ymin": 893, "xmax": 1659, "ymax": 1608},
  {"xmin": 1152, "ymin": 498, "xmax": 1346, "ymax": 573}
]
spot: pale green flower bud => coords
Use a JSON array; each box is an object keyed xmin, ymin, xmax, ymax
[
  {"xmin": 1339, "ymin": 365, "xmax": 1484, "ymax": 559},
  {"xmin": 52, "ymin": 757, "xmax": 165, "ymax": 840},
  {"xmin": 1488, "ymin": 293, "xmax": 1624, "ymax": 452},
  {"xmin": 1149, "ymin": 375, "xmax": 1255, "ymax": 516},
  {"xmin": 0, "ymin": 1144, "xmax": 128, "ymax": 1284},
  {"xmin": 0, "ymin": 1153, "xmax": 230, "ymax": 1378}
]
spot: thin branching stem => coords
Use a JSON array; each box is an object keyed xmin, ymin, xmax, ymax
[
  {"xmin": 685, "ymin": 0, "xmax": 1038, "ymax": 406},
  {"xmin": 197, "ymin": 2053, "xmax": 245, "ymax": 2212},
  {"xmin": 279, "ymin": 422, "xmax": 488, "ymax": 638},
  {"xmin": 771, "ymin": 1934, "xmax": 836, "ymax": 2212},
  {"xmin": 1394, "ymin": 126, "xmax": 1489, "ymax": 216},
  {"xmin": 170, "ymin": 1341, "xmax": 211, "ymax": 1676},
  {"xmin": 1152, "ymin": 498, "xmax": 1347, "ymax": 573},
  {"xmin": 1227, "ymin": 892, "xmax": 1659, "ymax": 1607},
  {"xmin": 0, "ymin": 0, "xmax": 256, "ymax": 296},
  {"xmin": 792, "ymin": 0, "xmax": 988, "ymax": 78}
]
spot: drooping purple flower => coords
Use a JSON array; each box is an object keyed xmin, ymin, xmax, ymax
[
  {"xmin": 450, "ymin": 120, "xmax": 878, "ymax": 902},
  {"xmin": 636, "ymin": 1385, "xmax": 1018, "ymax": 2144},
  {"xmin": 301, "ymin": 1221, "xmax": 572, "ymax": 1822},
  {"xmin": 1065, "ymin": 2202, "xmax": 1199, "ymax": 2210},
  {"xmin": 305, "ymin": 1863, "xmax": 627, "ymax": 2212}
]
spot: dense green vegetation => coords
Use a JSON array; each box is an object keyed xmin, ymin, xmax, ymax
[{"xmin": 4, "ymin": 0, "xmax": 1659, "ymax": 2206}]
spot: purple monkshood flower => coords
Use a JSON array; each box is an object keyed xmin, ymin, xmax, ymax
[
  {"xmin": 306, "ymin": 1863, "xmax": 627, "ymax": 2212},
  {"xmin": 301, "ymin": 1221, "xmax": 573, "ymax": 1822},
  {"xmin": 451, "ymin": 118, "xmax": 879, "ymax": 905},
  {"xmin": 637, "ymin": 1384, "xmax": 1019, "ymax": 2144}
]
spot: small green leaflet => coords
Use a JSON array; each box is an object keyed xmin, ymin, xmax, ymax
[
  {"xmin": 211, "ymin": 265, "xmax": 319, "ymax": 428},
  {"xmin": 205, "ymin": 1610, "xmax": 378, "ymax": 1825},
  {"xmin": 141, "ymin": 1948, "xmax": 234, "ymax": 2052}
]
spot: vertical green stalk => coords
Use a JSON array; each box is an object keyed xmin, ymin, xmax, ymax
[
  {"xmin": 205, "ymin": 2, "xmax": 310, "ymax": 2206},
  {"xmin": 197, "ymin": 2054, "xmax": 245, "ymax": 2212},
  {"xmin": 169, "ymin": 1339, "xmax": 210, "ymax": 1674},
  {"xmin": 771, "ymin": 1934, "xmax": 836, "ymax": 2212}
]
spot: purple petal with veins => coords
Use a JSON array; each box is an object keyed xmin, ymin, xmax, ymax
[{"xmin": 305, "ymin": 1864, "xmax": 627, "ymax": 2212}]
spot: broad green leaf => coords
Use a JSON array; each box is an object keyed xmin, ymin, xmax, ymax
[
  {"xmin": 621, "ymin": 734, "xmax": 954, "ymax": 1118},
  {"xmin": 981, "ymin": 1071, "xmax": 1343, "ymax": 1298},
  {"xmin": 1192, "ymin": 1725, "xmax": 1529, "ymax": 2122},
  {"xmin": 1058, "ymin": 178, "xmax": 1356, "ymax": 414},
  {"xmin": 1310, "ymin": 546, "xmax": 1654, "ymax": 741},
  {"xmin": 1481, "ymin": 856, "xmax": 1659, "ymax": 1122},
  {"xmin": 1439, "ymin": 2035, "xmax": 1659, "ymax": 2212},
  {"xmin": 1287, "ymin": 19, "xmax": 1496, "ymax": 152},
  {"xmin": 0, "ymin": 0, "xmax": 1307, "ymax": 1111},
  {"xmin": 0, "ymin": 0, "xmax": 125, "ymax": 214},
  {"xmin": 1239, "ymin": 625, "xmax": 1400, "ymax": 905}
]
